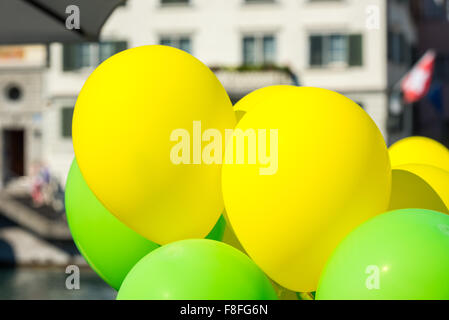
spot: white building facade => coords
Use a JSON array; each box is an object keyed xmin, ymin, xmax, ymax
[
  {"xmin": 0, "ymin": 45, "xmax": 47, "ymax": 187},
  {"xmin": 0, "ymin": 0, "xmax": 416, "ymax": 186}
]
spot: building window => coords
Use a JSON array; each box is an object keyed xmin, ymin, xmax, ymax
[
  {"xmin": 63, "ymin": 41, "xmax": 127, "ymax": 71},
  {"xmin": 244, "ymin": 0, "xmax": 275, "ymax": 4},
  {"xmin": 309, "ymin": 34, "xmax": 363, "ymax": 67},
  {"xmin": 242, "ymin": 34, "xmax": 276, "ymax": 66},
  {"xmin": 388, "ymin": 32, "xmax": 409, "ymax": 65},
  {"xmin": 159, "ymin": 36, "xmax": 192, "ymax": 54},
  {"xmin": 160, "ymin": 0, "xmax": 190, "ymax": 6},
  {"xmin": 61, "ymin": 107, "xmax": 74, "ymax": 138}
]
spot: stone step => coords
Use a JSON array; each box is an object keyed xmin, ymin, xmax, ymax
[
  {"xmin": 0, "ymin": 192, "xmax": 71, "ymax": 240},
  {"xmin": 0, "ymin": 227, "xmax": 87, "ymax": 267}
]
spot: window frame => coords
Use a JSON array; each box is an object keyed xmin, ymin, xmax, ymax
[
  {"xmin": 62, "ymin": 40, "xmax": 128, "ymax": 73},
  {"xmin": 160, "ymin": 0, "xmax": 191, "ymax": 7},
  {"xmin": 159, "ymin": 34, "xmax": 193, "ymax": 54},
  {"xmin": 61, "ymin": 106, "xmax": 75, "ymax": 139},
  {"xmin": 308, "ymin": 32, "xmax": 363, "ymax": 68},
  {"xmin": 242, "ymin": 32, "xmax": 277, "ymax": 66}
]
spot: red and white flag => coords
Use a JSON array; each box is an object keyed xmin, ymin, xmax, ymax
[{"xmin": 401, "ymin": 50, "xmax": 436, "ymax": 104}]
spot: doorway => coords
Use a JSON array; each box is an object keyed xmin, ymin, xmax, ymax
[{"xmin": 2, "ymin": 129, "xmax": 24, "ymax": 185}]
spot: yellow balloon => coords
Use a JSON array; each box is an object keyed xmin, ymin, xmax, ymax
[
  {"xmin": 389, "ymin": 136, "xmax": 449, "ymax": 172},
  {"xmin": 235, "ymin": 110, "xmax": 246, "ymax": 123},
  {"xmin": 222, "ymin": 86, "xmax": 391, "ymax": 292},
  {"xmin": 73, "ymin": 45, "xmax": 236, "ymax": 244},
  {"xmin": 389, "ymin": 164, "xmax": 449, "ymax": 213},
  {"xmin": 234, "ymin": 86, "xmax": 282, "ymax": 122}
]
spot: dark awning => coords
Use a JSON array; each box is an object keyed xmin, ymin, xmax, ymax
[{"xmin": 0, "ymin": 0, "xmax": 125, "ymax": 44}]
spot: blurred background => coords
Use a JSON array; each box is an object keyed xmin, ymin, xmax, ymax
[{"xmin": 0, "ymin": 0, "xmax": 446, "ymax": 299}]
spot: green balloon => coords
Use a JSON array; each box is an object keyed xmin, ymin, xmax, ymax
[
  {"xmin": 206, "ymin": 214, "xmax": 226, "ymax": 241},
  {"xmin": 66, "ymin": 159, "xmax": 226, "ymax": 290},
  {"xmin": 117, "ymin": 239, "xmax": 278, "ymax": 300},
  {"xmin": 65, "ymin": 160, "xmax": 160, "ymax": 290},
  {"xmin": 296, "ymin": 292, "xmax": 315, "ymax": 300},
  {"xmin": 316, "ymin": 209, "xmax": 449, "ymax": 300}
]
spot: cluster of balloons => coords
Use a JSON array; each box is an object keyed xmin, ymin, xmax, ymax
[
  {"xmin": 67, "ymin": 45, "xmax": 275, "ymax": 299},
  {"xmin": 66, "ymin": 45, "xmax": 449, "ymax": 300}
]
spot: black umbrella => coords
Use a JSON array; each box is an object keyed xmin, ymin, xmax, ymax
[{"xmin": 0, "ymin": 0, "xmax": 125, "ymax": 44}]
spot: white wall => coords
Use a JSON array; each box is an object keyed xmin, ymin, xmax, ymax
[
  {"xmin": 0, "ymin": 69, "xmax": 45, "ymax": 185},
  {"xmin": 101, "ymin": 0, "xmax": 388, "ymax": 90},
  {"xmin": 41, "ymin": 97, "xmax": 76, "ymax": 184}
]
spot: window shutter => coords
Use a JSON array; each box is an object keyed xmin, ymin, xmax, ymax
[
  {"xmin": 61, "ymin": 107, "xmax": 75, "ymax": 138},
  {"xmin": 310, "ymin": 36, "xmax": 323, "ymax": 66},
  {"xmin": 179, "ymin": 38, "xmax": 191, "ymax": 54},
  {"xmin": 63, "ymin": 44, "xmax": 78, "ymax": 71},
  {"xmin": 399, "ymin": 34, "xmax": 407, "ymax": 64},
  {"xmin": 99, "ymin": 41, "xmax": 128, "ymax": 64},
  {"xmin": 387, "ymin": 31, "xmax": 393, "ymax": 61},
  {"xmin": 115, "ymin": 41, "xmax": 128, "ymax": 53},
  {"xmin": 348, "ymin": 34, "xmax": 363, "ymax": 66}
]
